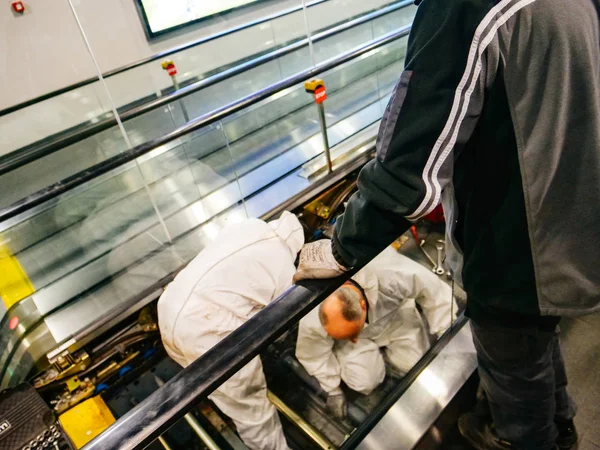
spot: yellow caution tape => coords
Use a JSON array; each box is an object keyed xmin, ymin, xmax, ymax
[{"xmin": 0, "ymin": 243, "xmax": 35, "ymax": 309}]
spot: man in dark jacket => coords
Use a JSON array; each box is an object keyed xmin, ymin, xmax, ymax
[{"xmin": 293, "ymin": 0, "xmax": 600, "ymax": 449}]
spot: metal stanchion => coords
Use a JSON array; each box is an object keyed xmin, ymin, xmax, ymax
[
  {"xmin": 305, "ymin": 79, "xmax": 332, "ymax": 173},
  {"xmin": 162, "ymin": 60, "xmax": 190, "ymax": 122},
  {"xmin": 155, "ymin": 376, "xmax": 221, "ymax": 450},
  {"xmin": 157, "ymin": 436, "xmax": 173, "ymax": 450},
  {"xmin": 267, "ymin": 390, "xmax": 336, "ymax": 450}
]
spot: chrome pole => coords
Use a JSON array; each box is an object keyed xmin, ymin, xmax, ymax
[
  {"xmin": 267, "ymin": 390, "xmax": 336, "ymax": 450},
  {"xmin": 317, "ymin": 102, "xmax": 333, "ymax": 173},
  {"xmin": 155, "ymin": 376, "xmax": 221, "ymax": 450}
]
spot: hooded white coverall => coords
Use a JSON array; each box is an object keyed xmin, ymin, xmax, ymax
[
  {"xmin": 158, "ymin": 212, "xmax": 304, "ymax": 450},
  {"xmin": 296, "ymin": 247, "xmax": 456, "ymax": 396}
]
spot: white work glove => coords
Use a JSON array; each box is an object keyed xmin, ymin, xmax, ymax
[
  {"xmin": 293, "ymin": 239, "xmax": 348, "ymax": 282},
  {"xmin": 326, "ymin": 388, "xmax": 347, "ymax": 421}
]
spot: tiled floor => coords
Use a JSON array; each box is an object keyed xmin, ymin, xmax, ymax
[{"xmin": 414, "ymin": 313, "xmax": 600, "ymax": 450}]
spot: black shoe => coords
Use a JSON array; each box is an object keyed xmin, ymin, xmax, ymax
[
  {"xmin": 555, "ymin": 419, "xmax": 578, "ymax": 449},
  {"xmin": 458, "ymin": 412, "xmax": 514, "ymax": 450}
]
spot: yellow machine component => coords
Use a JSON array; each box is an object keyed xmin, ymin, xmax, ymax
[
  {"xmin": 303, "ymin": 180, "xmax": 345, "ymax": 220},
  {"xmin": 59, "ymin": 396, "xmax": 116, "ymax": 449},
  {"xmin": 96, "ymin": 351, "xmax": 139, "ymax": 383},
  {"xmin": 66, "ymin": 376, "xmax": 82, "ymax": 393},
  {"xmin": 51, "ymin": 351, "xmax": 90, "ymax": 383},
  {"xmin": 138, "ymin": 306, "xmax": 158, "ymax": 332},
  {"xmin": 304, "ymin": 78, "xmax": 324, "ymax": 93},
  {"xmin": 0, "ymin": 243, "xmax": 35, "ymax": 309},
  {"xmin": 301, "ymin": 179, "xmax": 357, "ymax": 231},
  {"xmin": 55, "ymin": 379, "xmax": 96, "ymax": 414}
]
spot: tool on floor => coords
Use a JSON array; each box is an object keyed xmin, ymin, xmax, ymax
[
  {"xmin": 419, "ymin": 240, "xmax": 438, "ymax": 270},
  {"xmin": 434, "ymin": 242, "xmax": 445, "ymax": 276},
  {"xmin": 413, "ymin": 226, "xmax": 445, "ymax": 276}
]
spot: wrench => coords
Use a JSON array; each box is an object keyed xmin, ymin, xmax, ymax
[
  {"xmin": 434, "ymin": 241, "xmax": 445, "ymax": 275},
  {"xmin": 419, "ymin": 240, "xmax": 439, "ymax": 270}
]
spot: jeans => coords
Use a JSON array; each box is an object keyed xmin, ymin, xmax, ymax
[{"xmin": 471, "ymin": 320, "xmax": 576, "ymax": 450}]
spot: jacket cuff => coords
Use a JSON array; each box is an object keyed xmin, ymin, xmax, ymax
[{"xmin": 331, "ymin": 238, "xmax": 351, "ymax": 269}]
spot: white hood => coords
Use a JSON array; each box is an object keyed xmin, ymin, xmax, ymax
[{"xmin": 268, "ymin": 211, "xmax": 304, "ymax": 259}]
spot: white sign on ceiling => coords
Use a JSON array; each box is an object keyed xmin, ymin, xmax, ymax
[{"xmin": 139, "ymin": 0, "xmax": 263, "ymax": 36}]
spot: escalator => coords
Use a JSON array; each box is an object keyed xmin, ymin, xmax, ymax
[
  {"xmin": 0, "ymin": 2, "xmax": 417, "ymax": 386},
  {"xmin": 0, "ymin": 3, "xmax": 480, "ymax": 449},
  {"xmin": 0, "ymin": 165, "xmax": 474, "ymax": 450},
  {"xmin": 0, "ymin": 0, "xmax": 416, "ymax": 208},
  {"xmin": 0, "ymin": 19, "xmax": 413, "ymax": 389}
]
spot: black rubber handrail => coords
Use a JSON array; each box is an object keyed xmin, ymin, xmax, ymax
[
  {"xmin": 0, "ymin": 24, "xmax": 412, "ymax": 224},
  {"xmin": 0, "ymin": 0, "xmax": 328, "ymax": 118},
  {"xmin": 81, "ymin": 270, "xmax": 466, "ymax": 450},
  {"xmin": 0, "ymin": 0, "xmax": 413, "ymax": 178}
]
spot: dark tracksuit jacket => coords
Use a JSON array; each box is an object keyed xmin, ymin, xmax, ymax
[{"xmin": 332, "ymin": 0, "xmax": 600, "ymax": 325}]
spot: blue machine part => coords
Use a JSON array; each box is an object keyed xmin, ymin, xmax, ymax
[
  {"xmin": 118, "ymin": 366, "xmax": 133, "ymax": 377},
  {"xmin": 143, "ymin": 348, "xmax": 157, "ymax": 360},
  {"xmin": 95, "ymin": 383, "xmax": 109, "ymax": 394}
]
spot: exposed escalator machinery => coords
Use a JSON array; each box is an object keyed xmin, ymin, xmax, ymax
[{"xmin": 0, "ymin": 171, "xmax": 450, "ymax": 450}]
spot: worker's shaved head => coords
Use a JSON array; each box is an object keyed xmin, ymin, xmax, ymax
[
  {"xmin": 319, "ymin": 286, "xmax": 363, "ymax": 325},
  {"xmin": 319, "ymin": 281, "xmax": 367, "ymax": 343}
]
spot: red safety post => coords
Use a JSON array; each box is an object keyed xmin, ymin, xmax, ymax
[
  {"xmin": 305, "ymin": 79, "xmax": 332, "ymax": 173},
  {"xmin": 162, "ymin": 60, "xmax": 179, "ymax": 89},
  {"xmin": 161, "ymin": 60, "xmax": 190, "ymax": 121}
]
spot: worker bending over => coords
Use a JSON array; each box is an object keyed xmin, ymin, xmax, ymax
[
  {"xmin": 296, "ymin": 247, "xmax": 456, "ymax": 419},
  {"xmin": 158, "ymin": 212, "xmax": 304, "ymax": 450}
]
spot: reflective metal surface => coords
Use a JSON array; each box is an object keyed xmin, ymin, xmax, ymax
[
  {"xmin": 355, "ymin": 322, "xmax": 477, "ymax": 450},
  {"xmin": 0, "ymin": 34, "xmax": 403, "ymax": 316}
]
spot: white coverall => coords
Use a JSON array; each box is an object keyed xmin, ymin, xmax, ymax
[
  {"xmin": 296, "ymin": 247, "xmax": 456, "ymax": 396},
  {"xmin": 158, "ymin": 212, "xmax": 304, "ymax": 450}
]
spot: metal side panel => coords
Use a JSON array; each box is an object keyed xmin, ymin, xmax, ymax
[{"xmin": 356, "ymin": 322, "xmax": 477, "ymax": 450}]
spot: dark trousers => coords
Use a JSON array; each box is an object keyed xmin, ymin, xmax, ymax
[{"xmin": 471, "ymin": 320, "xmax": 576, "ymax": 450}]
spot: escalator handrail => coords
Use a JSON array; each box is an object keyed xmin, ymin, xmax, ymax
[
  {"xmin": 82, "ymin": 274, "xmax": 358, "ymax": 450},
  {"xmin": 0, "ymin": 0, "xmax": 413, "ymax": 178},
  {"xmin": 0, "ymin": 24, "xmax": 412, "ymax": 224},
  {"xmin": 0, "ymin": 0, "xmax": 328, "ymax": 118}
]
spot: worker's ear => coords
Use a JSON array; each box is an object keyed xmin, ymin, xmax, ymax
[{"xmin": 360, "ymin": 297, "xmax": 367, "ymax": 311}]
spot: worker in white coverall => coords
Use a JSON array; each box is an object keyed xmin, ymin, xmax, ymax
[
  {"xmin": 158, "ymin": 211, "xmax": 304, "ymax": 450},
  {"xmin": 296, "ymin": 247, "xmax": 456, "ymax": 419}
]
